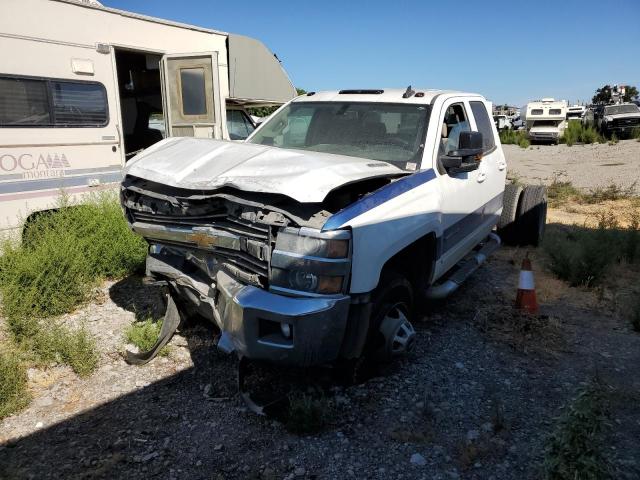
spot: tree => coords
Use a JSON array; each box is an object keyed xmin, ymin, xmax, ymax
[
  {"xmin": 248, "ymin": 87, "xmax": 307, "ymax": 118},
  {"xmin": 592, "ymin": 84, "xmax": 638, "ymax": 104}
]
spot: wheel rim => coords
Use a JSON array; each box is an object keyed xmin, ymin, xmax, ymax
[{"xmin": 378, "ymin": 303, "xmax": 416, "ymax": 360}]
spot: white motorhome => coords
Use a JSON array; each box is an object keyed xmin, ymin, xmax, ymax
[
  {"xmin": 523, "ymin": 98, "xmax": 568, "ymax": 143},
  {"xmin": 0, "ymin": 0, "xmax": 297, "ymax": 232},
  {"xmin": 566, "ymin": 105, "xmax": 586, "ymax": 122}
]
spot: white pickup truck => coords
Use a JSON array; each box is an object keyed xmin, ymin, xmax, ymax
[{"xmin": 120, "ymin": 88, "xmax": 546, "ymax": 368}]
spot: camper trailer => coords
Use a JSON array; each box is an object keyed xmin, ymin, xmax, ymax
[
  {"xmin": 523, "ymin": 98, "xmax": 568, "ymax": 143},
  {"xmin": 566, "ymin": 105, "xmax": 586, "ymax": 122},
  {"xmin": 0, "ymin": 0, "xmax": 297, "ymax": 232}
]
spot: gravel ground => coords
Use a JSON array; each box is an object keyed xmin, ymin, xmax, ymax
[
  {"xmin": 1, "ymin": 246, "xmax": 639, "ymax": 480},
  {"xmin": 504, "ymin": 139, "xmax": 640, "ymax": 193}
]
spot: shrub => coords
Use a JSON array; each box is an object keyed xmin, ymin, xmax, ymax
[
  {"xmin": 561, "ymin": 122, "xmax": 603, "ymax": 146},
  {"xmin": 26, "ymin": 324, "xmax": 99, "ymax": 377},
  {"xmin": 608, "ymin": 133, "xmax": 618, "ymax": 145},
  {"xmin": 583, "ymin": 182, "xmax": 637, "ymax": 204},
  {"xmin": 0, "ymin": 192, "xmax": 147, "ymax": 329},
  {"xmin": 124, "ymin": 318, "xmax": 168, "ymax": 357},
  {"xmin": 544, "ymin": 382, "xmax": 610, "ymax": 480},
  {"xmin": 0, "ymin": 192, "xmax": 145, "ymax": 376},
  {"xmin": 0, "ymin": 348, "xmax": 30, "ymax": 419},
  {"xmin": 285, "ymin": 393, "xmax": 332, "ymax": 434},
  {"xmin": 499, "ymin": 129, "xmax": 529, "ymax": 148},
  {"xmin": 543, "ymin": 211, "xmax": 639, "ymax": 287},
  {"xmin": 547, "ymin": 177, "xmax": 583, "ymax": 206}
]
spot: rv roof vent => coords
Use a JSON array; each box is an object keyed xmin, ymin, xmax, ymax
[
  {"xmin": 306, "ymin": 92, "xmax": 316, "ymax": 96},
  {"xmin": 338, "ymin": 89, "xmax": 384, "ymax": 95},
  {"xmin": 541, "ymin": 97, "xmax": 555, "ymax": 102}
]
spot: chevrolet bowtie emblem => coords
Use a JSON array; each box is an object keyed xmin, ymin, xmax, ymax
[{"xmin": 187, "ymin": 232, "xmax": 216, "ymax": 249}]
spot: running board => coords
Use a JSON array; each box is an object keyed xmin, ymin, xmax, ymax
[{"xmin": 425, "ymin": 232, "xmax": 501, "ymax": 300}]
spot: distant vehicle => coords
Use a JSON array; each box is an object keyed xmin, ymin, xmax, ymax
[
  {"xmin": 566, "ymin": 105, "xmax": 586, "ymax": 122},
  {"xmin": 523, "ymin": 98, "xmax": 568, "ymax": 144},
  {"xmin": 493, "ymin": 114, "xmax": 512, "ymax": 131},
  {"xmin": 511, "ymin": 116, "xmax": 525, "ymax": 130},
  {"xmin": 597, "ymin": 103, "xmax": 640, "ymax": 138}
]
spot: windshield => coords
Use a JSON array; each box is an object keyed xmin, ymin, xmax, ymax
[
  {"xmin": 247, "ymin": 101, "xmax": 429, "ymax": 170},
  {"xmin": 604, "ymin": 104, "xmax": 640, "ymax": 115}
]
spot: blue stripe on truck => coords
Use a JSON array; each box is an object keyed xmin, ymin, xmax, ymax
[{"xmin": 322, "ymin": 168, "xmax": 437, "ymax": 231}]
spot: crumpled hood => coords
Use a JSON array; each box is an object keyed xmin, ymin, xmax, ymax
[{"xmin": 124, "ymin": 137, "xmax": 405, "ymax": 203}]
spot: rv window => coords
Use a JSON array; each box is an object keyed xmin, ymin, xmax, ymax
[
  {"xmin": 0, "ymin": 77, "xmax": 51, "ymax": 126},
  {"xmin": 51, "ymin": 81, "xmax": 108, "ymax": 126},
  {"xmin": 180, "ymin": 68, "xmax": 207, "ymax": 115},
  {"xmin": 0, "ymin": 75, "xmax": 108, "ymax": 128},
  {"xmin": 549, "ymin": 108, "xmax": 562, "ymax": 115},
  {"xmin": 531, "ymin": 109, "xmax": 543, "ymax": 115},
  {"xmin": 469, "ymin": 101, "xmax": 495, "ymax": 152}
]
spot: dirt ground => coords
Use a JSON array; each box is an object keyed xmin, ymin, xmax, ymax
[
  {"xmin": 504, "ymin": 139, "xmax": 640, "ymax": 193},
  {"xmin": 2, "ymin": 160, "xmax": 640, "ymax": 479}
]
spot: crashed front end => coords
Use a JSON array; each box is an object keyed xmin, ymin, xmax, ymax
[{"xmin": 120, "ymin": 175, "xmax": 364, "ymax": 367}]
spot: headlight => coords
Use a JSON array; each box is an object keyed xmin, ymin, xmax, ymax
[
  {"xmin": 604, "ymin": 116, "xmax": 613, "ymax": 122},
  {"xmin": 269, "ymin": 227, "xmax": 351, "ymax": 295}
]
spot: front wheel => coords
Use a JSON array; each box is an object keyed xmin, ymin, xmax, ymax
[{"xmin": 368, "ymin": 272, "xmax": 416, "ymax": 363}]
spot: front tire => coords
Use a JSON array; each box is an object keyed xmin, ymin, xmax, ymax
[{"xmin": 368, "ymin": 272, "xmax": 415, "ymax": 363}]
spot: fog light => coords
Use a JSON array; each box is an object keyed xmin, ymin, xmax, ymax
[{"xmin": 280, "ymin": 323, "xmax": 292, "ymax": 339}]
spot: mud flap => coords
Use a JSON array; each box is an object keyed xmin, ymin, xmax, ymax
[{"xmin": 125, "ymin": 292, "xmax": 182, "ymax": 366}]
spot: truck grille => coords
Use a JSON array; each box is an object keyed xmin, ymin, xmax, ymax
[
  {"xmin": 121, "ymin": 176, "xmax": 272, "ymax": 286},
  {"xmin": 611, "ymin": 118, "xmax": 640, "ymax": 128}
]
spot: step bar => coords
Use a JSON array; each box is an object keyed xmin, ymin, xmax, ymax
[{"xmin": 425, "ymin": 232, "xmax": 501, "ymax": 300}]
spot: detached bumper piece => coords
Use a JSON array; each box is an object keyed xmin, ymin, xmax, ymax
[{"xmin": 146, "ymin": 254, "xmax": 351, "ymax": 367}]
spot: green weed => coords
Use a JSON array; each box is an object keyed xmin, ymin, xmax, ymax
[
  {"xmin": 124, "ymin": 318, "xmax": 168, "ymax": 357},
  {"xmin": 0, "ymin": 348, "xmax": 30, "ymax": 419},
  {"xmin": 543, "ymin": 211, "xmax": 639, "ymax": 287},
  {"xmin": 0, "ymin": 192, "xmax": 145, "ymax": 377},
  {"xmin": 499, "ymin": 129, "xmax": 530, "ymax": 148},
  {"xmin": 560, "ymin": 122, "xmax": 603, "ymax": 146},
  {"xmin": 544, "ymin": 381, "xmax": 611, "ymax": 480},
  {"xmin": 286, "ymin": 393, "xmax": 332, "ymax": 434}
]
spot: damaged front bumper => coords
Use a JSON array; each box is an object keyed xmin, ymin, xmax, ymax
[{"xmin": 146, "ymin": 253, "xmax": 353, "ymax": 366}]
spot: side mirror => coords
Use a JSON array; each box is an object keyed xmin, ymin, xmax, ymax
[
  {"xmin": 444, "ymin": 131, "xmax": 483, "ymax": 173},
  {"xmin": 448, "ymin": 131, "xmax": 483, "ymax": 158}
]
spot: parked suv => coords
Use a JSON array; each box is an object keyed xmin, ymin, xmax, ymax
[{"xmin": 120, "ymin": 88, "xmax": 546, "ymax": 369}]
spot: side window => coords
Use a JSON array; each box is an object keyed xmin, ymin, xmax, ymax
[
  {"xmin": 469, "ymin": 101, "xmax": 496, "ymax": 152},
  {"xmin": 0, "ymin": 77, "xmax": 50, "ymax": 126},
  {"xmin": 226, "ymin": 109, "xmax": 255, "ymax": 140},
  {"xmin": 442, "ymin": 103, "xmax": 471, "ymax": 154},
  {"xmin": 0, "ymin": 75, "xmax": 108, "ymax": 127},
  {"xmin": 51, "ymin": 81, "xmax": 108, "ymax": 126}
]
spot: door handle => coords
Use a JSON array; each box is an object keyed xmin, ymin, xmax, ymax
[
  {"xmin": 477, "ymin": 172, "xmax": 487, "ymax": 183},
  {"xmin": 498, "ymin": 161, "xmax": 506, "ymax": 171}
]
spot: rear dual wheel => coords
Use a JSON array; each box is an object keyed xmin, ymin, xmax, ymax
[{"xmin": 498, "ymin": 184, "xmax": 547, "ymax": 246}]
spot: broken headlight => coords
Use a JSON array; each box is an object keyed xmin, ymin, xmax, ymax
[{"xmin": 269, "ymin": 227, "xmax": 351, "ymax": 295}]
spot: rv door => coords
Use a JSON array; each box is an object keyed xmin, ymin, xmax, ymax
[{"xmin": 160, "ymin": 53, "xmax": 223, "ymax": 139}]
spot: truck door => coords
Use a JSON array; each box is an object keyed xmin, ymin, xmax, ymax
[
  {"xmin": 160, "ymin": 52, "xmax": 223, "ymax": 139},
  {"xmin": 432, "ymin": 98, "xmax": 505, "ymax": 276}
]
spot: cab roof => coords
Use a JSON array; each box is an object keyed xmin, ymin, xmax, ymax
[{"xmin": 292, "ymin": 88, "xmax": 482, "ymax": 105}]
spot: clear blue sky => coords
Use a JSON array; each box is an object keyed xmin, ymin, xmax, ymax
[{"xmin": 106, "ymin": 0, "xmax": 639, "ymax": 107}]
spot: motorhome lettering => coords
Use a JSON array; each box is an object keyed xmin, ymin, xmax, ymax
[
  {"xmin": 0, "ymin": 0, "xmax": 297, "ymax": 232},
  {"xmin": 0, "ymin": 153, "xmax": 70, "ymax": 174}
]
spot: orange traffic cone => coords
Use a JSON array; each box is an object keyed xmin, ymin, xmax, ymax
[{"xmin": 515, "ymin": 256, "xmax": 538, "ymax": 314}]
